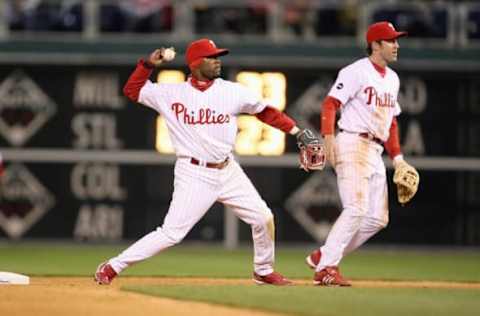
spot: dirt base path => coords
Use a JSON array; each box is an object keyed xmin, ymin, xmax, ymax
[
  {"xmin": 0, "ymin": 277, "xmax": 283, "ymax": 316},
  {"xmin": 1, "ymin": 277, "xmax": 479, "ymax": 316}
]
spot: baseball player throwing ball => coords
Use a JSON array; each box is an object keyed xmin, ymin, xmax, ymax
[
  {"xmin": 94, "ymin": 38, "xmax": 325, "ymax": 286},
  {"xmin": 305, "ymin": 21, "xmax": 420, "ymax": 286}
]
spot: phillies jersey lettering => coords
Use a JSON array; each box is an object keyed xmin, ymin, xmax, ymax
[
  {"xmin": 328, "ymin": 57, "xmax": 401, "ymax": 141},
  {"xmin": 171, "ymin": 102, "xmax": 231, "ymax": 125},
  {"xmin": 363, "ymin": 87, "xmax": 396, "ymax": 108},
  {"xmin": 138, "ymin": 78, "xmax": 266, "ymax": 162}
]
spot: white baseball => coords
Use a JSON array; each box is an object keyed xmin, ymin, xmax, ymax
[{"xmin": 162, "ymin": 47, "xmax": 176, "ymax": 62}]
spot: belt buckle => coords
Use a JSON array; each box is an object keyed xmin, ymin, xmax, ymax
[
  {"xmin": 190, "ymin": 157, "xmax": 206, "ymax": 167},
  {"xmin": 191, "ymin": 157, "xmax": 229, "ymax": 169},
  {"xmin": 198, "ymin": 159, "xmax": 207, "ymax": 167}
]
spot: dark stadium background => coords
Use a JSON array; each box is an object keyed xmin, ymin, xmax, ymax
[{"xmin": 0, "ymin": 0, "xmax": 479, "ymax": 246}]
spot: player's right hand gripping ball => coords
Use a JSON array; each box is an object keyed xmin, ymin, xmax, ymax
[
  {"xmin": 162, "ymin": 47, "xmax": 176, "ymax": 62},
  {"xmin": 296, "ymin": 129, "xmax": 326, "ymax": 172},
  {"xmin": 393, "ymin": 160, "xmax": 420, "ymax": 205}
]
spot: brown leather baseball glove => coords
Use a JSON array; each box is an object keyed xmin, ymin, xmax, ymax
[{"xmin": 393, "ymin": 159, "xmax": 420, "ymax": 205}]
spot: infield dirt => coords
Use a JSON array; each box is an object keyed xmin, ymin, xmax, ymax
[{"xmin": 1, "ymin": 277, "xmax": 479, "ymax": 316}]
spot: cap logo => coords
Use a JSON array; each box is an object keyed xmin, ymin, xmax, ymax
[
  {"xmin": 209, "ymin": 40, "xmax": 216, "ymax": 48},
  {"xmin": 387, "ymin": 23, "xmax": 395, "ymax": 30}
]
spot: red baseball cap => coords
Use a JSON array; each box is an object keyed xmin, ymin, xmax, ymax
[
  {"xmin": 185, "ymin": 38, "xmax": 229, "ymax": 69},
  {"xmin": 366, "ymin": 21, "xmax": 407, "ymax": 44}
]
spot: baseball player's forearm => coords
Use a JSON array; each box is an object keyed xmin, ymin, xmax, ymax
[
  {"xmin": 384, "ymin": 117, "xmax": 402, "ymax": 159},
  {"xmin": 255, "ymin": 106, "xmax": 296, "ymax": 133},
  {"xmin": 321, "ymin": 96, "xmax": 341, "ymax": 135},
  {"xmin": 123, "ymin": 59, "xmax": 154, "ymax": 102}
]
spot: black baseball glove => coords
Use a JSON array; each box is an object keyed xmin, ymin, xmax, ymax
[{"xmin": 296, "ymin": 129, "xmax": 326, "ymax": 172}]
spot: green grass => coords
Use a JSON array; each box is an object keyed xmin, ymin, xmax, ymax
[
  {"xmin": 0, "ymin": 243, "xmax": 479, "ymax": 282},
  {"xmin": 1, "ymin": 243, "xmax": 479, "ymax": 316},
  {"xmin": 124, "ymin": 285, "xmax": 480, "ymax": 316}
]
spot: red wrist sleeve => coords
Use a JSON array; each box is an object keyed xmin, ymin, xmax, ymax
[
  {"xmin": 123, "ymin": 59, "xmax": 154, "ymax": 102},
  {"xmin": 255, "ymin": 106, "xmax": 296, "ymax": 133},
  {"xmin": 321, "ymin": 96, "xmax": 341, "ymax": 135},
  {"xmin": 384, "ymin": 117, "xmax": 402, "ymax": 159}
]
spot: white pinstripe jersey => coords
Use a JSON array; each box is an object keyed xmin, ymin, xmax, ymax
[
  {"xmin": 139, "ymin": 78, "xmax": 267, "ymax": 162},
  {"xmin": 328, "ymin": 57, "xmax": 402, "ymax": 141}
]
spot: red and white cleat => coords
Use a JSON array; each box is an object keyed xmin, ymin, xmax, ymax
[
  {"xmin": 94, "ymin": 262, "xmax": 117, "ymax": 285},
  {"xmin": 253, "ymin": 271, "xmax": 292, "ymax": 286},
  {"xmin": 313, "ymin": 266, "xmax": 351, "ymax": 287}
]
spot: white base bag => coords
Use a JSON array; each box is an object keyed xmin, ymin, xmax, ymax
[{"xmin": 0, "ymin": 272, "xmax": 30, "ymax": 285}]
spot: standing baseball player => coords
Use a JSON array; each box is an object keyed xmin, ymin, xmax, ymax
[
  {"xmin": 94, "ymin": 38, "xmax": 324, "ymax": 286},
  {"xmin": 305, "ymin": 21, "xmax": 420, "ymax": 286}
]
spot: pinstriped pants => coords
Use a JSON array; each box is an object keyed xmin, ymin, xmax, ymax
[
  {"xmin": 317, "ymin": 132, "xmax": 389, "ymax": 271},
  {"xmin": 110, "ymin": 157, "xmax": 275, "ymax": 275}
]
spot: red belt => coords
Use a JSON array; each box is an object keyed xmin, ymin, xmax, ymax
[
  {"xmin": 190, "ymin": 157, "xmax": 229, "ymax": 169},
  {"xmin": 340, "ymin": 129, "xmax": 383, "ymax": 145},
  {"xmin": 358, "ymin": 133, "xmax": 383, "ymax": 145}
]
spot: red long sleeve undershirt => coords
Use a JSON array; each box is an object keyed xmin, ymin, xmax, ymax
[
  {"xmin": 320, "ymin": 96, "xmax": 341, "ymax": 135},
  {"xmin": 384, "ymin": 117, "xmax": 402, "ymax": 159},
  {"xmin": 320, "ymin": 96, "xmax": 401, "ymax": 159},
  {"xmin": 255, "ymin": 106, "xmax": 296, "ymax": 133},
  {"xmin": 123, "ymin": 59, "xmax": 153, "ymax": 102}
]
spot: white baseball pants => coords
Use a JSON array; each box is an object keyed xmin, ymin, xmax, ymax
[
  {"xmin": 317, "ymin": 132, "xmax": 389, "ymax": 271},
  {"xmin": 109, "ymin": 157, "xmax": 276, "ymax": 276}
]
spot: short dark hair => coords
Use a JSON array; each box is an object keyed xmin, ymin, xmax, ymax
[
  {"xmin": 366, "ymin": 40, "xmax": 383, "ymax": 56},
  {"xmin": 366, "ymin": 44, "xmax": 373, "ymax": 56}
]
